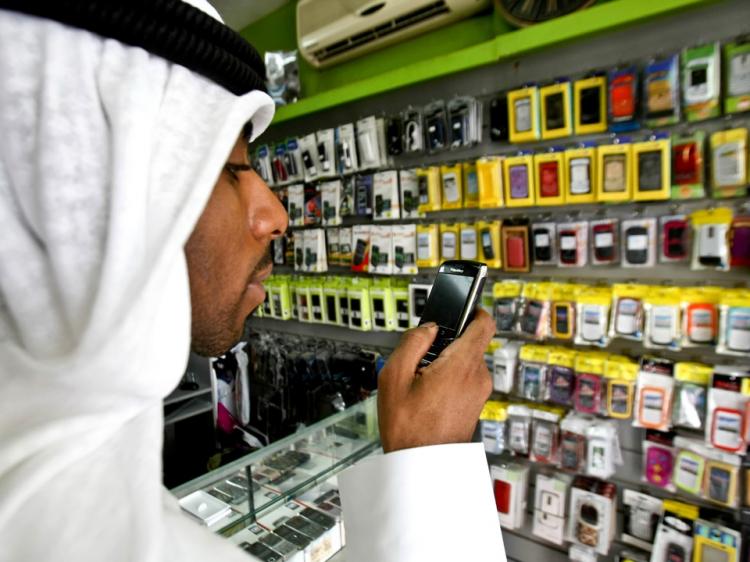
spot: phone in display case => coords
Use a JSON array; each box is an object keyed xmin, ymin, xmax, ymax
[
  {"xmin": 490, "ymin": 96, "xmax": 509, "ymax": 141},
  {"xmin": 417, "ymin": 261, "xmax": 487, "ymax": 367}
]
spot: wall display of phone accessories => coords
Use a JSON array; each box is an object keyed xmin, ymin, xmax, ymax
[
  {"xmin": 482, "ymin": 344, "xmax": 749, "ymax": 560},
  {"xmin": 246, "ymin": 20, "xmax": 750, "ymax": 562},
  {"xmin": 259, "ymin": 275, "xmax": 750, "ymax": 358},
  {"xmin": 172, "ymin": 396, "xmax": 380, "ymax": 562}
]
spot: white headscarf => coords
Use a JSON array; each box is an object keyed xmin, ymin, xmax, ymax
[{"xmin": 0, "ymin": 3, "xmax": 274, "ymax": 560}]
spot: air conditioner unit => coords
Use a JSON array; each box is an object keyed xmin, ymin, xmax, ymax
[{"xmin": 297, "ymin": 0, "xmax": 490, "ymax": 69}]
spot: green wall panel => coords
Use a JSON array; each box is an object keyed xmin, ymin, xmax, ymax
[{"xmin": 240, "ymin": 0, "xmax": 719, "ymax": 124}]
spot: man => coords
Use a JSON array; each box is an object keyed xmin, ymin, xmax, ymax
[{"xmin": 0, "ymin": 1, "xmax": 504, "ymax": 561}]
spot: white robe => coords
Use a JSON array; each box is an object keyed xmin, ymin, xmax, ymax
[{"xmin": 0, "ymin": 4, "xmax": 503, "ymax": 562}]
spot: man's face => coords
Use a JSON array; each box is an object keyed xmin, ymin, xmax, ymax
[{"xmin": 185, "ymin": 134, "xmax": 288, "ymax": 357}]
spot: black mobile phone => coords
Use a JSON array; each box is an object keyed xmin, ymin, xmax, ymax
[
  {"xmin": 480, "ymin": 228, "xmax": 494, "ymax": 259},
  {"xmin": 418, "ymin": 260, "xmax": 487, "ymax": 366}
]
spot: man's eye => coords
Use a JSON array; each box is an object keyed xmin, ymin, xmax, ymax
[{"xmin": 224, "ymin": 163, "xmax": 252, "ymax": 183}]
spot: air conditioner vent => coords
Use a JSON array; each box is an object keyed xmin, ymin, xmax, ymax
[{"xmin": 312, "ymin": 1, "xmax": 450, "ymax": 63}]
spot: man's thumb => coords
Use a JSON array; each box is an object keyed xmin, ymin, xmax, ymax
[{"xmin": 384, "ymin": 323, "xmax": 438, "ymax": 385}]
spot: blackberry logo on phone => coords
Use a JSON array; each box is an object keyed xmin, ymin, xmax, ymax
[{"xmin": 417, "ymin": 260, "xmax": 487, "ymax": 367}]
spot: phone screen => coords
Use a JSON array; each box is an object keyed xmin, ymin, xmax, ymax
[{"xmin": 420, "ymin": 273, "xmax": 475, "ymax": 329}]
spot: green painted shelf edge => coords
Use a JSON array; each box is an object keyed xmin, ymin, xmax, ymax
[{"xmin": 271, "ymin": 0, "xmax": 719, "ymax": 125}]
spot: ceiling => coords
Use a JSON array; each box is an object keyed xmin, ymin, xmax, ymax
[{"xmin": 208, "ymin": 0, "xmax": 292, "ymax": 30}]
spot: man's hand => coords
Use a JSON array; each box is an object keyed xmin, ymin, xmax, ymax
[{"xmin": 377, "ymin": 309, "xmax": 495, "ymax": 453}]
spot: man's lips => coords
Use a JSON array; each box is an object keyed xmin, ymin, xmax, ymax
[{"xmin": 248, "ymin": 263, "xmax": 273, "ymax": 286}]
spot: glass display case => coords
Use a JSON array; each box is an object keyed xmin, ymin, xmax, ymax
[{"xmin": 171, "ymin": 395, "xmax": 380, "ymax": 548}]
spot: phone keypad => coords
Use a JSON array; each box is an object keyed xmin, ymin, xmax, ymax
[{"xmin": 419, "ymin": 326, "xmax": 457, "ymax": 367}]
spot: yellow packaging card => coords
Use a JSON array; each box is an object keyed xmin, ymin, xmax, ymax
[
  {"xmin": 574, "ymin": 76, "xmax": 608, "ymax": 135},
  {"xmin": 440, "ymin": 164, "xmax": 464, "ymax": 210},
  {"xmin": 463, "ymin": 162, "xmax": 480, "ymax": 209},
  {"xmin": 477, "ymin": 156, "xmax": 504, "ymax": 208},
  {"xmin": 416, "ymin": 166, "xmax": 442, "ymax": 213},
  {"xmin": 477, "ymin": 220, "xmax": 502, "ymax": 268},
  {"xmin": 508, "ymin": 86, "xmax": 541, "ymax": 143},
  {"xmin": 503, "ymin": 155, "xmax": 536, "ymax": 207},
  {"xmin": 540, "ymin": 82, "xmax": 572, "ymax": 140},
  {"xmin": 565, "ymin": 147, "xmax": 597, "ymax": 203},
  {"xmin": 439, "ymin": 223, "xmax": 460, "ymax": 261},
  {"xmin": 597, "ymin": 143, "xmax": 632, "ymax": 202},
  {"xmin": 416, "ymin": 224, "xmax": 440, "ymax": 268},
  {"xmin": 632, "ymin": 139, "xmax": 671, "ymax": 201}
]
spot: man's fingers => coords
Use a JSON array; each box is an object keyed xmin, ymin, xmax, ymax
[
  {"xmin": 380, "ymin": 323, "xmax": 438, "ymax": 392},
  {"xmin": 450, "ymin": 309, "xmax": 495, "ymax": 355}
]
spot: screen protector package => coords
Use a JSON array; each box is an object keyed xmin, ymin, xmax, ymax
[
  {"xmin": 413, "ymin": 223, "xmax": 439, "ymax": 269},
  {"xmin": 632, "ymin": 134, "xmax": 671, "ymax": 201},
  {"xmin": 516, "ymin": 283, "xmax": 551, "ymax": 341},
  {"xmin": 480, "ymin": 401, "xmax": 508, "ymax": 454},
  {"xmin": 608, "ymin": 65, "xmax": 640, "ymax": 132},
  {"xmin": 644, "ymin": 54, "xmax": 681, "ymax": 127},
  {"xmin": 315, "ymin": 128, "xmax": 336, "ymax": 178},
  {"xmin": 463, "ymin": 161, "xmax": 480, "ymax": 208},
  {"xmin": 354, "ymin": 173, "xmax": 373, "ymax": 217},
  {"xmin": 320, "ymin": 180, "xmax": 342, "ymax": 226},
  {"xmin": 402, "ymin": 107, "xmax": 424, "ymax": 153},
  {"xmin": 398, "ymin": 169, "xmax": 423, "ymax": 219},
  {"xmin": 710, "ymin": 128, "xmax": 748, "ymax": 199},
  {"xmin": 692, "ymin": 207, "xmax": 733, "ymax": 272},
  {"xmin": 565, "ymin": 144, "xmax": 597, "ymax": 203},
  {"xmin": 350, "ymin": 224, "xmax": 371, "ymax": 273},
  {"xmin": 574, "ymin": 75, "xmax": 607, "ymax": 135},
  {"xmin": 560, "ymin": 413, "xmax": 589, "ymax": 473},
  {"xmin": 680, "ymin": 287, "xmax": 720, "ymax": 347},
  {"xmin": 503, "ymin": 153, "xmax": 536, "ymax": 207},
  {"xmin": 391, "ymin": 224, "xmax": 417, "ymax": 275},
  {"xmin": 517, "ymin": 345, "xmax": 549, "ymax": 402},
  {"xmin": 493, "ymin": 281, "xmax": 523, "ymax": 335},
  {"xmin": 336, "ymin": 123, "xmax": 359, "ymax": 174},
  {"xmin": 440, "ymin": 164, "xmax": 464, "ymax": 210},
  {"xmin": 540, "ymin": 81, "xmax": 572, "ymax": 140},
  {"xmin": 447, "ymin": 96, "xmax": 481, "ymax": 147},
  {"xmin": 718, "ymin": 288, "xmax": 750, "ymax": 355},
  {"xmin": 642, "ymin": 432, "xmax": 675, "ymax": 491},
  {"xmin": 633, "ymin": 356, "xmax": 675, "ymax": 431},
  {"xmin": 705, "ymin": 366, "xmax": 750, "ymax": 453},
  {"xmin": 724, "ymin": 39, "xmax": 750, "ymax": 114},
  {"xmin": 423, "ymin": 101, "xmax": 449, "ymax": 152},
  {"xmin": 372, "ymin": 170, "xmax": 400, "ymax": 220},
  {"xmin": 508, "ymin": 85, "xmax": 541, "ymax": 143},
  {"xmin": 416, "ymin": 166, "xmax": 442, "ymax": 213},
  {"xmin": 693, "ymin": 519, "xmax": 741, "ymax": 562},
  {"xmin": 604, "ymin": 355, "xmax": 638, "ymax": 419},
  {"xmin": 609, "ymin": 284, "xmax": 646, "ymax": 341},
  {"xmin": 547, "ymin": 347, "xmax": 577, "ymax": 407},
  {"xmin": 508, "ymin": 404, "xmax": 532, "ymax": 456},
  {"xmin": 550, "ymin": 283, "xmax": 578, "ymax": 341},
  {"xmin": 287, "ymin": 183, "xmax": 305, "ymax": 227},
  {"xmin": 574, "ymin": 352, "xmax": 607, "ymax": 415},
  {"xmin": 650, "ymin": 501, "xmax": 697, "ymax": 562},
  {"xmin": 370, "ymin": 278, "xmax": 394, "ymax": 330},
  {"xmin": 459, "ymin": 223, "xmax": 478, "ymax": 261},
  {"xmin": 597, "ymin": 140, "xmax": 632, "ymax": 202},
  {"xmin": 356, "ymin": 116, "xmax": 383, "ymax": 170},
  {"xmin": 621, "ymin": 490, "xmax": 663, "ymax": 552},
  {"xmin": 369, "ymin": 225, "xmax": 393, "ymax": 275},
  {"xmin": 644, "ymin": 287, "xmax": 682, "ymax": 350},
  {"xmin": 531, "ymin": 407, "xmax": 563, "ymax": 464},
  {"xmin": 671, "ymin": 131, "xmax": 706, "ymax": 199},
  {"xmin": 439, "ymin": 223, "xmax": 460, "ymax": 261},
  {"xmin": 492, "ymin": 339, "xmax": 522, "ymax": 393},
  {"xmin": 682, "ymin": 42, "xmax": 721, "ymax": 122},
  {"xmin": 586, "ymin": 420, "xmax": 622, "ymax": 479},
  {"xmin": 338, "ymin": 227, "xmax": 353, "ymax": 267},
  {"xmin": 575, "ymin": 287, "xmax": 611, "ymax": 347},
  {"xmin": 477, "ymin": 156, "xmax": 505, "ymax": 208},
  {"xmin": 672, "ymin": 362, "xmax": 711, "ymax": 430}
]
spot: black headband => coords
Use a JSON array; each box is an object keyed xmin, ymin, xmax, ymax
[{"xmin": 0, "ymin": 0, "xmax": 267, "ymax": 96}]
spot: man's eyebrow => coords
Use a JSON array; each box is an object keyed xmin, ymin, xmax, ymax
[{"xmin": 225, "ymin": 162, "xmax": 252, "ymax": 172}]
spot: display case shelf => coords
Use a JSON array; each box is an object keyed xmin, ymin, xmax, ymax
[{"xmin": 171, "ymin": 396, "xmax": 380, "ymax": 537}]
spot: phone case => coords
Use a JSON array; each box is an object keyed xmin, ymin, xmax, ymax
[
  {"xmin": 597, "ymin": 143, "xmax": 632, "ymax": 202},
  {"xmin": 711, "ymin": 407, "xmax": 745, "ymax": 452},
  {"xmin": 503, "ymin": 226, "xmax": 530, "ymax": 272},
  {"xmin": 645, "ymin": 445, "xmax": 673, "ymax": 487},
  {"xmin": 638, "ymin": 387, "xmax": 667, "ymax": 429},
  {"xmin": 540, "ymin": 82, "xmax": 572, "ymax": 140},
  {"xmin": 704, "ymin": 461, "xmax": 736, "ymax": 506},
  {"xmin": 503, "ymin": 156, "xmax": 536, "ymax": 207},
  {"xmin": 574, "ymin": 374, "xmax": 601, "ymax": 414},
  {"xmin": 574, "ymin": 76, "xmax": 607, "ymax": 135},
  {"xmin": 565, "ymin": 147, "xmax": 597, "ymax": 204},
  {"xmin": 607, "ymin": 380, "xmax": 634, "ymax": 419},
  {"xmin": 673, "ymin": 450, "xmax": 705, "ymax": 495}
]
